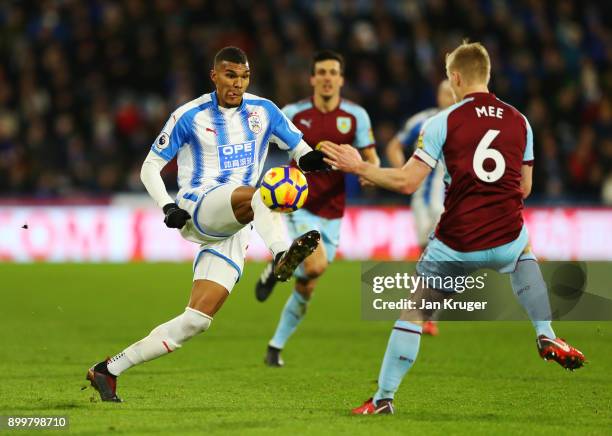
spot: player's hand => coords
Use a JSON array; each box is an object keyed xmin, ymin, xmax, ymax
[
  {"xmin": 315, "ymin": 140, "xmax": 337, "ymax": 151},
  {"xmin": 320, "ymin": 142, "xmax": 363, "ymax": 174},
  {"xmin": 298, "ymin": 149, "xmax": 330, "ymax": 172},
  {"xmin": 162, "ymin": 203, "xmax": 191, "ymax": 229}
]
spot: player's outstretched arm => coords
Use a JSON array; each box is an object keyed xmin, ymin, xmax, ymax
[
  {"xmin": 359, "ymin": 146, "xmax": 380, "ymax": 187},
  {"xmin": 140, "ymin": 151, "xmax": 191, "ymax": 229},
  {"xmin": 321, "ymin": 143, "xmax": 430, "ymax": 195}
]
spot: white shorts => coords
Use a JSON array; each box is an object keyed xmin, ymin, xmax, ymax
[
  {"xmin": 192, "ymin": 226, "xmax": 251, "ymax": 292},
  {"xmin": 178, "ymin": 183, "xmax": 246, "ymax": 244},
  {"xmin": 176, "ymin": 183, "xmax": 251, "ymax": 292}
]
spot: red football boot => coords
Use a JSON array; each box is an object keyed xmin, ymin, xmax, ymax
[
  {"xmin": 422, "ymin": 321, "xmax": 439, "ymax": 336},
  {"xmin": 536, "ymin": 336, "xmax": 585, "ymax": 370},
  {"xmin": 351, "ymin": 398, "xmax": 394, "ymax": 415},
  {"xmin": 86, "ymin": 359, "xmax": 122, "ymax": 402}
]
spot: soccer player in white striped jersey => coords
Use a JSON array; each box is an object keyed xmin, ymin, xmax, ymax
[{"xmin": 85, "ymin": 47, "xmax": 328, "ymax": 402}]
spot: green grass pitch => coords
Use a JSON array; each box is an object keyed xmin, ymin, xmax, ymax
[{"xmin": 1, "ymin": 262, "xmax": 610, "ymax": 435}]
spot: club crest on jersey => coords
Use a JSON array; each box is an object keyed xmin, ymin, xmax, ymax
[
  {"xmin": 417, "ymin": 130, "xmax": 424, "ymax": 149},
  {"xmin": 156, "ymin": 132, "xmax": 170, "ymax": 150},
  {"xmin": 336, "ymin": 117, "xmax": 351, "ymax": 134},
  {"xmin": 248, "ymin": 112, "xmax": 262, "ymax": 134}
]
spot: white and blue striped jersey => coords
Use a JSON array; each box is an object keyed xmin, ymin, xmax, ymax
[
  {"xmin": 396, "ymin": 107, "xmax": 439, "ymax": 149},
  {"xmin": 395, "ymin": 107, "xmax": 445, "ymax": 207},
  {"xmin": 151, "ymin": 91, "xmax": 303, "ymax": 198}
]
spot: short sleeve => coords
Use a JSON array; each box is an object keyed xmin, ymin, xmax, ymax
[
  {"xmin": 522, "ymin": 114, "xmax": 534, "ymax": 165},
  {"xmin": 151, "ymin": 109, "xmax": 195, "ymax": 161},
  {"xmin": 352, "ymin": 106, "xmax": 375, "ymax": 149},
  {"xmin": 412, "ymin": 113, "xmax": 447, "ymax": 169}
]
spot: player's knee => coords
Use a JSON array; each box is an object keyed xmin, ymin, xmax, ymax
[
  {"xmin": 296, "ymin": 288, "xmax": 313, "ymax": 301},
  {"xmin": 303, "ymin": 259, "xmax": 328, "ymax": 278},
  {"xmin": 510, "ymin": 258, "xmax": 544, "ymax": 290},
  {"xmin": 295, "ymin": 278, "xmax": 316, "ymax": 300},
  {"xmin": 189, "ymin": 277, "xmax": 232, "ymax": 316},
  {"xmin": 399, "ymin": 307, "xmax": 428, "ymax": 323},
  {"xmin": 232, "ymin": 186, "xmax": 256, "ymax": 224},
  {"xmin": 400, "ymin": 288, "xmax": 443, "ymax": 323}
]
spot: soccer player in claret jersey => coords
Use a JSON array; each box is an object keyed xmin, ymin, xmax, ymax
[
  {"xmin": 84, "ymin": 47, "xmax": 329, "ymax": 402},
  {"xmin": 322, "ymin": 41, "xmax": 585, "ymax": 415},
  {"xmin": 255, "ymin": 50, "xmax": 380, "ymax": 367},
  {"xmin": 386, "ymin": 80, "xmax": 455, "ymax": 336}
]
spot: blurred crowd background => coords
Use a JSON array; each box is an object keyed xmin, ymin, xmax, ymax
[{"xmin": 0, "ymin": 0, "xmax": 610, "ymax": 204}]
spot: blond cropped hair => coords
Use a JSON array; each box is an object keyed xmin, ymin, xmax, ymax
[{"xmin": 446, "ymin": 41, "xmax": 491, "ymax": 85}]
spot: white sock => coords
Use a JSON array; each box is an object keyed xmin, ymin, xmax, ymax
[
  {"xmin": 107, "ymin": 307, "xmax": 212, "ymax": 376},
  {"xmin": 106, "ymin": 352, "xmax": 132, "ymax": 376},
  {"xmin": 251, "ymin": 189, "xmax": 289, "ymax": 257}
]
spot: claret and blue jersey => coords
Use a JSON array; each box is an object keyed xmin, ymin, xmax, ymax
[
  {"xmin": 281, "ymin": 98, "xmax": 375, "ymax": 219},
  {"xmin": 413, "ymin": 92, "xmax": 534, "ymax": 252},
  {"xmin": 151, "ymin": 91, "xmax": 303, "ymax": 199}
]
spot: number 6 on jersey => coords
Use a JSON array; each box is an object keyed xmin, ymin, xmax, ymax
[{"xmin": 473, "ymin": 129, "xmax": 505, "ymax": 183}]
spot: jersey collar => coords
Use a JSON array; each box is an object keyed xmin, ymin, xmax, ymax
[
  {"xmin": 463, "ymin": 92, "xmax": 494, "ymax": 100},
  {"xmin": 311, "ymin": 96, "xmax": 341, "ymax": 114},
  {"xmin": 211, "ymin": 91, "xmax": 247, "ymax": 112}
]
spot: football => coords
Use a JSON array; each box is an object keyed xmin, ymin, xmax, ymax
[{"xmin": 260, "ymin": 166, "xmax": 308, "ymax": 213}]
